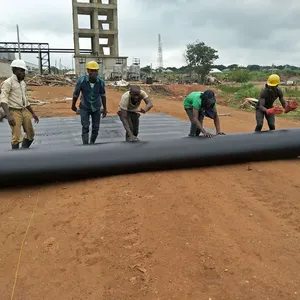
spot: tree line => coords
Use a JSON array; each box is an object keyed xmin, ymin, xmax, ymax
[{"xmin": 140, "ymin": 40, "xmax": 300, "ymax": 83}]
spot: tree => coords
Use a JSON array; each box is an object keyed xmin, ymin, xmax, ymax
[
  {"xmin": 247, "ymin": 65, "xmax": 261, "ymax": 71},
  {"xmin": 140, "ymin": 65, "xmax": 152, "ymax": 74},
  {"xmin": 214, "ymin": 64, "xmax": 227, "ymax": 71},
  {"xmin": 184, "ymin": 40, "xmax": 219, "ymax": 83},
  {"xmin": 227, "ymin": 64, "xmax": 239, "ymax": 70},
  {"xmin": 50, "ymin": 66, "xmax": 59, "ymax": 74}
]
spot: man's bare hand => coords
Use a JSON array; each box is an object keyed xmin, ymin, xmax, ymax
[
  {"xmin": 32, "ymin": 113, "xmax": 39, "ymax": 123},
  {"xmin": 7, "ymin": 115, "xmax": 16, "ymax": 126},
  {"xmin": 203, "ymin": 131, "xmax": 213, "ymax": 138},
  {"xmin": 128, "ymin": 136, "xmax": 139, "ymax": 142},
  {"xmin": 102, "ymin": 110, "xmax": 107, "ymax": 118}
]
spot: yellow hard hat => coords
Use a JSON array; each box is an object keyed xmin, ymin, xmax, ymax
[
  {"xmin": 267, "ymin": 74, "xmax": 280, "ymax": 86},
  {"xmin": 86, "ymin": 61, "xmax": 99, "ymax": 70}
]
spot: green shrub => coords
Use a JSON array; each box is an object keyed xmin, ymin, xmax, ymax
[{"xmin": 228, "ymin": 70, "xmax": 251, "ymax": 83}]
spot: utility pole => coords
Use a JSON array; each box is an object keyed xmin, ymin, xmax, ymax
[{"xmin": 16, "ymin": 24, "xmax": 21, "ymax": 59}]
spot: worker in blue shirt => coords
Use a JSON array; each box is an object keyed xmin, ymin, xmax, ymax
[{"xmin": 72, "ymin": 61, "xmax": 107, "ymax": 145}]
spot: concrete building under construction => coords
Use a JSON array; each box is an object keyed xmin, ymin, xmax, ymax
[{"xmin": 72, "ymin": 0, "xmax": 127, "ymax": 79}]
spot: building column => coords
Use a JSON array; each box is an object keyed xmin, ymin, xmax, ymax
[
  {"xmin": 91, "ymin": 9, "xmax": 100, "ymax": 56},
  {"xmin": 112, "ymin": 7, "xmax": 119, "ymax": 56}
]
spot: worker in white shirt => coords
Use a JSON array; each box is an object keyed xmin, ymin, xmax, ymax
[
  {"xmin": 117, "ymin": 85, "xmax": 153, "ymax": 142},
  {"xmin": 0, "ymin": 59, "xmax": 39, "ymax": 149}
]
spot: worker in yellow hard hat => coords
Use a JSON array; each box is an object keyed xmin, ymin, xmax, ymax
[
  {"xmin": 254, "ymin": 74, "xmax": 297, "ymax": 131},
  {"xmin": 72, "ymin": 61, "xmax": 107, "ymax": 144}
]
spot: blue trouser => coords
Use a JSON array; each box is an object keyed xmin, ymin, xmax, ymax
[{"xmin": 79, "ymin": 105, "xmax": 101, "ymax": 144}]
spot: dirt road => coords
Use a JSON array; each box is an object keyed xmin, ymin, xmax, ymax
[{"xmin": 1, "ymin": 85, "xmax": 300, "ymax": 300}]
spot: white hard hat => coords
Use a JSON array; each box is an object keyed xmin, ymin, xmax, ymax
[{"xmin": 11, "ymin": 59, "xmax": 27, "ymax": 71}]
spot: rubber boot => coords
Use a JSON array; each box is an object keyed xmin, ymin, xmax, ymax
[
  {"xmin": 11, "ymin": 143, "xmax": 19, "ymax": 150},
  {"xmin": 82, "ymin": 134, "xmax": 89, "ymax": 145},
  {"xmin": 21, "ymin": 138, "xmax": 33, "ymax": 149},
  {"xmin": 90, "ymin": 134, "xmax": 98, "ymax": 144}
]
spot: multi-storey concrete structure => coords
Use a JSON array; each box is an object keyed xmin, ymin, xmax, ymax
[{"xmin": 72, "ymin": 0, "xmax": 127, "ymax": 79}]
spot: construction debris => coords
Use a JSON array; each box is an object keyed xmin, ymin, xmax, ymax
[
  {"xmin": 110, "ymin": 79, "xmax": 129, "ymax": 87},
  {"xmin": 27, "ymin": 75, "xmax": 74, "ymax": 86},
  {"xmin": 240, "ymin": 98, "xmax": 258, "ymax": 109},
  {"xmin": 29, "ymin": 99, "xmax": 48, "ymax": 106}
]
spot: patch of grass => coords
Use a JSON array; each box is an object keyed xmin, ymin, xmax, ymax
[
  {"xmin": 234, "ymin": 83, "xmax": 260, "ymax": 100},
  {"xmin": 281, "ymin": 87, "xmax": 300, "ymax": 97},
  {"xmin": 225, "ymin": 83, "xmax": 260, "ymax": 107},
  {"xmin": 217, "ymin": 85, "xmax": 242, "ymax": 94},
  {"xmin": 216, "ymin": 83, "xmax": 300, "ymax": 120}
]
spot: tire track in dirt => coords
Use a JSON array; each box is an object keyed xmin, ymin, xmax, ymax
[
  {"xmin": 124, "ymin": 169, "xmax": 300, "ymax": 299},
  {"xmin": 99, "ymin": 185, "xmax": 154, "ymax": 299},
  {"xmin": 231, "ymin": 161, "xmax": 300, "ymax": 233}
]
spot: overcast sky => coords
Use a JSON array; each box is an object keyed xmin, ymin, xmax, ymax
[{"xmin": 1, "ymin": 0, "xmax": 300, "ymax": 69}]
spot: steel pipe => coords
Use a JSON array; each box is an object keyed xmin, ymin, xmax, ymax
[{"xmin": 1, "ymin": 129, "xmax": 300, "ymax": 188}]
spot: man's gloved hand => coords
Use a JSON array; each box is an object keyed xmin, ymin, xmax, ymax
[
  {"xmin": 285, "ymin": 100, "xmax": 298, "ymax": 113},
  {"xmin": 266, "ymin": 106, "xmax": 283, "ymax": 115}
]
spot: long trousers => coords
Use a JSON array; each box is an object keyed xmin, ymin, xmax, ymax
[
  {"xmin": 80, "ymin": 106, "xmax": 101, "ymax": 143},
  {"xmin": 255, "ymin": 109, "xmax": 275, "ymax": 131},
  {"xmin": 9, "ymin": 108, "xmax": 34, "ymax": 145},
  {"xmin": 125, "ymin": 111, "xmax": 140, "ymax": 140},
  {"xmin": 185, "ymin": 108, "xmax": 204, "ymax": 136}
]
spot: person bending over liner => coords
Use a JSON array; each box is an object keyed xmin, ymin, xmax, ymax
[
  {"xmin": 183, "ymin": 90, "xmax": 225, "ymax": 137},
  {"xmin": 117, "ymin": 85, "xmax": 153, "ymax": 142}
]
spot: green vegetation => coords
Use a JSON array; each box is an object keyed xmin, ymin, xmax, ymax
[
  {"xmin": 216, "ymin": 82, "xmax": 300, "ymax": 120},
  {"xmin": 220, "ymin": 83, "xmax": 260, "ymax": 107},
  {"xmin": 281, "ymin": 87, "xmax": 300, "ymax": 97},
  {"xmin": 184, "ymin": 40, "xmax": 219, "ymax": 83},
  {"xmin": 227, "ymin": 70, "xmax": 251, "ymax": 83}
]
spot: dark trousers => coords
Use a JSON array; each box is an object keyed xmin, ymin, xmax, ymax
[
  {"xmin": 80, "ymin": 106, "xmax": 101, "ymax": 142},
  {"xmin": 185, "ymin": 108, "xmax": 204, "ymax": 136},
  {"xmin": 125, "ymin": 111, "xmax": 140, "ymax": 140},
  {"xmin": 255, "ymin": 109, "xmax": 275, "ymax": 131}
]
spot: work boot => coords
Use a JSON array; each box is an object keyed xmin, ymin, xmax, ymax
[
  {"xmin": 11, "ymin": 143, "xmax": 19, "ymax": 150},
  {"xmin": 21, "ymin": 138, "xmax": 33, "ymax": 149},
  {"xmin": 82, "ymin": 134, "xmax": 89, "ymax": 145},
  {"xmin": 90, "ymin": 134, "xmax": 98, "ymax": 144}
]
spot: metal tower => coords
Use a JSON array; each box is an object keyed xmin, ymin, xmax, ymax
[{"xmin": 157, "ymin": 34, "xmax": 163, "ymax": 69}]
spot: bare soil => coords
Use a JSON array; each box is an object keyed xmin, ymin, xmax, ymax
[{"xmin": 1, "ymin": 84, "xmax": 300, "ymax": 300}]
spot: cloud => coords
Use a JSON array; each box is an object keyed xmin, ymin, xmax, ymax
[{"xmin": 0, "ymin": 0, "xmax": 300, "ymax": 68}]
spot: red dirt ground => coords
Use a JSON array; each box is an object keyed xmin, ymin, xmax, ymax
[{"xmin": 1, "ymin": 85, "xmax": 300, "ymax": 300}]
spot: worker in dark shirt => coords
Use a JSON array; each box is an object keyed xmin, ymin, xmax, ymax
[
  {"xmin": 72, "ymin": 61, "xmax": 107, "ymax": 144},
  {"xmin": 255, "ymin": 74, "xmax": 297, "ymax": 131}
]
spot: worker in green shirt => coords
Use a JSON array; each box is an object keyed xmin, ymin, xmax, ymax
[{"xmin": 183, "ymin": 90, "xmax": 225, "ymax": 137}]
